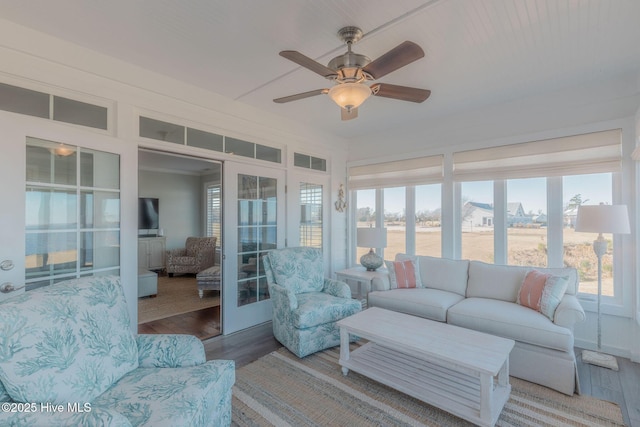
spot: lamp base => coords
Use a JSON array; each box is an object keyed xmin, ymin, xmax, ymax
[
  {"xmin": 581, "ymin": 350, "xmax": 619, "ymax": 371},
  {"xmin": 360, "ymin": 249, "xmax": 383, "ymax": 271}
]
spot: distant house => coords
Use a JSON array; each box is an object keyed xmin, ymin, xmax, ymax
[
  {"xmin": 564, "ymin": 206, "xmax": 579, "ymax": 227},
  {"xmin": 533, "ymin": 213, "xmax": 548, "ymax": 225},
  {"xmin": 462, "ymin": 202, "xmax": 494, "ymax": 227},
  {"xmin": 463, "ymin": 201, "xmax": 533, "ymax": 228},
  {"xmin": 507, "ymin": 202, "xmax": 532, "ymax": 226}
]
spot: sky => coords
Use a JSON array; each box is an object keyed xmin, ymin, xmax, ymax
[{"xmin": 357, "ymin": 173, "xmax": 613, "ymax": 215}]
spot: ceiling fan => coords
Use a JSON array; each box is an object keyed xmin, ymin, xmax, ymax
[{"xmin": 274, "ymin": 26, "xmax": 431, "ymax": 121}]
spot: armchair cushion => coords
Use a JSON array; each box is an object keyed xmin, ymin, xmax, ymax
[
  {"xmin": 266, "ymin": 247, "xmax": 324, "ymax": 293},
  {"xmin": 94, "ymin": 360, "xmax": 235, "ymax": 427},
  {"xmin": 136, "ymin": 334, "xmax": 206, "ymax": 368},
  {"xmin": 294, "ymin": 292, "xmax": 361, "ymax": 329},
  {"xmin": 0, "ymin": 276, "xmax": 138, "ymax": 404},
  {"xmin": 166, "ymin": 237, "xmax": 216, "ymax": 275}
]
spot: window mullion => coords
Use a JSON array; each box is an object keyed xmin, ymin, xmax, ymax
[{"xmin": 547, "ymin": 176, "xmax": 564, "ymax": 268}]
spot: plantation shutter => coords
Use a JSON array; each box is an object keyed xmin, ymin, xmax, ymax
[
  {"xmin": 349, "ymin": 155, "xmax": 443, "ymax": 189},
  {"xmin": 453, "ymin": 129, "xmax": 622, "ymax": 181},
  {"xmin": 206, "ymin": 184, "xmax": 221, "ymax": 243}
]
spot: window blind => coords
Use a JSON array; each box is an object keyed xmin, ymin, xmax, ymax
[
  {"xmin": 206, "ymin": 184, "xmax": 221, "ymax": 243},
  {"xmin": 348, "ymin": 155, "xmax": 443, "ymax": 189},
  {"xmin": 453, "ymin": 129, "xmax": 621, "ymax": 181}
]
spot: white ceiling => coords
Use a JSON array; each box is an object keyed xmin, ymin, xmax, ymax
[{"xmin": 1, "ymin": 0, "xmax": 639, "ymax": 140}]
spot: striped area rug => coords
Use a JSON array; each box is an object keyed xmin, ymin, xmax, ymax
[{"xmin": 232, "ymin": 344, "xmax": 625, "ymax": 427}]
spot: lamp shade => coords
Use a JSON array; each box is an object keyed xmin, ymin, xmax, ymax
[
  {"xmin": 328, "ymin": 83, "xmax": 371, "ymax": 111},
  {"xmin": 575, "ymin": 204, "xmax": 630, "ymax": 234},
  {"xmin": 357, "ymin": 228, "xmax": 387, "ymax": 248}
]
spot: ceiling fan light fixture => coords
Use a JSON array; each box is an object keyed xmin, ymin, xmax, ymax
[{"xmin": 328, "ymin": 83, "xmax": 371, "ymax": 111}]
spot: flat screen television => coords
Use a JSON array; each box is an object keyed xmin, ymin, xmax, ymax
[{"xmin": 138, "ymin": 197, "xmax": 159, "ymax": 230}]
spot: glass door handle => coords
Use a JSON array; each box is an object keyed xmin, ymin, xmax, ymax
[{"xmin": 0, "ymin": 260, "xmax": 13, "ymax": 271}]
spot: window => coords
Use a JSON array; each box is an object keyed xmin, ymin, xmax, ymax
[
  {"xmin": 206, "ymin": 183, "xmax": 222, "ymax": 244},
  {"xmin": 349, "ymin": 155, "xmax": 444, "ymax": 264},
  {"xmin": 139, "ymin": 116, "xmax": 282, "ymax": 163},
  {"xmin": 563, "ymin": 173, "xmax": 613, "ymax": 296},
  {"xmin": 0, "ymin": 82, "xmax": 109, "ymax": 130},
  {"xmin": 384, "ymin": 187, "xmax": 405, "ymax": 257},
  {"xmin": 507, "ymin": 178, "xmax": 547, "ymax": 267},
  {"xmin": 415, "ymin": 184, "xmax": 441, "ymax": 257},
  {"xmin": 25, "ymin": 138, "xmax": 120, "ymax": 289},
  {"xmin": 355, "ymin": 189, "xmax": 376, "ymax": 264},
  {"xmin": 461, "ymin": 181, "xmax": 494, "ymax": 262},
  {"xmin": 294, "ymin": 153, "xmax": 327, "ymax": 171},
  {"xmin": 299, "ymin": 183, "xmax": 323, "ymax": 248}
]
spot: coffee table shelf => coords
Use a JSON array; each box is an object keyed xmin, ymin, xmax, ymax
[{"xmin": 338, "ymin": 308, "xmax": 514, "ymax": 427}]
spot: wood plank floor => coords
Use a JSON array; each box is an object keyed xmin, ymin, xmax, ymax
[
  {"xmin": 203, "ymin": 324, "xmax": 640, "ymax": 426},
  {"xmin": 138, "ymin": 306, "xmax": 221, "ymax": 340}
]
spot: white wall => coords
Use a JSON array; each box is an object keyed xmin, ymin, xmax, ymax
[{"xmin": 138, "ymin": 170, "xmax": 202, "ymax": 250}]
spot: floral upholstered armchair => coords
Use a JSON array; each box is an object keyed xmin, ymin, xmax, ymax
[
  {"xmin": 0, "ymin": 276, "xmax": 234, "ymax": 426},
  {"xmin": 264, "ymin": 247, "xmax": 362, "ymax": 358},
  {"xmin": 166, "ymin": 236, "xmax": 217, "ymax": 276}
]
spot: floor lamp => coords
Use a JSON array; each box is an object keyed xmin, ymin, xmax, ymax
[{"xmin": 574, "ymin": 204, "xmax": 630, "ymax": 371}]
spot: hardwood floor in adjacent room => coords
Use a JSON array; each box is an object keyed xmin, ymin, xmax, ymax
[
  {"xmin": 137, "ymin": 273, "xmax": 222, "ymax": 340},
  {"xmin": 203, "ymin": 324, "xmax": 640, "ymax": 426},
  {"xmin": 138, "ymin": 306, "xmax": 221, "ymax": 340}
]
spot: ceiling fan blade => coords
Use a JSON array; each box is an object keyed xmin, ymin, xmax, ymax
[
  {"xmin": 280, "ymin": 51, "xmax": 338, "ymax": 78},
  {"xmin": 362, "ymin": 41, "xmax": 425, "ymax": 80},
  {"xmin": 273, "ymin": 89, "xmax": 329, "ymax": 104},
  {"xmin": 341, "ymin": 107, "xmax": 358, "ymax": 121},
  {"xmin": 370, "ymin": 83, "xmax": 431, "ymax": 103}
]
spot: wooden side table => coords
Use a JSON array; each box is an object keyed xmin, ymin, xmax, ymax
[{"xmin": 335, "ymin": 266, "xmax": 388, "ymax": 309}]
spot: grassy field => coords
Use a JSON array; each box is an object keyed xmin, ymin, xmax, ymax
[{"xmin": 357, "ymin": 224, "xmax": 613, "ymax": 296}]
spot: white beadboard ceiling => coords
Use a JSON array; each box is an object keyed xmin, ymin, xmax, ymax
[{"xmin": 0, "ymin": 0, "xmax": 639, "ymax": 140}]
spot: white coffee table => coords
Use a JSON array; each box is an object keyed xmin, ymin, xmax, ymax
[{"xmin": 337, "ymin": 307, "xmax": 514, "ymax": 427}]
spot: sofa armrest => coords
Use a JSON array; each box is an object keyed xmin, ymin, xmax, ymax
[
  {"xmin": 323, "ymin": 278, "xmax": 352, "ymax": 299},
  {"xmin": 137, "ymin": 334, "xmax": 206, "ymax": 368},
  {"xmin": 553, "ymin": 294, "xmax": 586, "ymax": 330},
  {"xmin": 371, "ymin": 274, "xmax": 391, "ymax": 291},
  {"xmin": 0, "ymin": 406, "xmax": 133, "ymax": 426},
  {"xmin": 269, "ymin": 283, "xmax": 298, "ymax": 311}
]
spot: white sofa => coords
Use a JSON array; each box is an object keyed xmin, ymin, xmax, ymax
[{"xmin": 368, "ymin": 254, "xmax": 586, "ymax": 395}]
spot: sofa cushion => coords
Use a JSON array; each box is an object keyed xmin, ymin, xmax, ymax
[
  {"xmin": 518, "ymin": 270, "xmax": 569, "ymax": 320},
  {"xmin": 447, "ymin": 298, "xmax": 574, "ymax": 352},
  {"xmin": 94, "ymin": 360, "xmax": 235, "ymax": 427},
  {"xmin": 467, "ymin": 261, "xmax": 579, "ymax": 302},
  {"xmin": 368, "ymin": 289, "xmax": 465, "ymax": 322},
  {"xmin": 385, "ymin": 259, "xmax": 422, "ymax": 289},
  {"xmin": 294, "ymin": 292, "xmax": 362, "ymax": 329},
  {"xmin": 0, "ymin": 276, "xmax": 138, "ymax": 404},
  {"xmin": 267, "ymin": 247, "xmax": 324, "ymax": 293},
  {"xmin": 397, "ymin": 254, "xmax": 469, "ymax": 296}
]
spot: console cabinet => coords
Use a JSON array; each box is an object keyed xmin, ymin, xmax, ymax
[{"xmin": 138, "ymin": 236, "xmax": 166, "ymax": 271}]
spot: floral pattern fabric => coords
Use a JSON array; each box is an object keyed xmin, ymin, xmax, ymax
[
  {"xmin": 265, "ymin": 247, "xmax": 362, "ymax": 358},
  {"xmin": 166, "ymin": 237, "xmax": 217, "ymax": 275},
  {"xmin": 0, "ymin": 275, "xmax": 235, "ymax": 426},
  {"xmin": 136, "ymin": 334, "xmax": 205, "ymax": 368},
  {"xmin": 0, "ymin": 276, "xmax": 138, "ymax": 404},
  {"xmin": 267, "ymin": 247, "xmax": 324, "ymax": 294},
  {"xmin": 94, "ymin": 360, "xmax": 235, "ymax": 427}
]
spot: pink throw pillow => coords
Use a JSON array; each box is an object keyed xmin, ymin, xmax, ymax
[
  {"xmin": 517, "ymin": 270, "xmax": 549, "ymax": 311},
  {"xmin": 388, "ymin": 260, "xmax": 418, "ymax": 289},
  {"xmin": 517, "ymin": 270, "xmax": 569, "ymax": 320}
]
